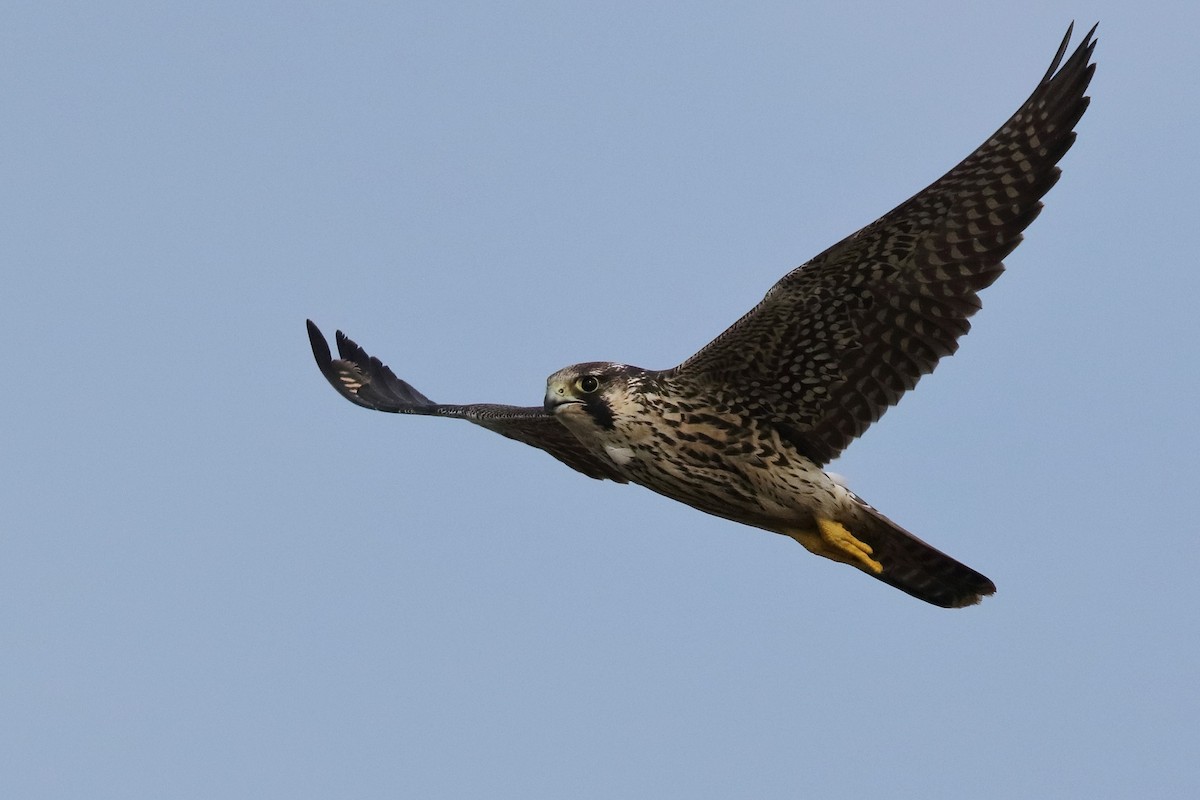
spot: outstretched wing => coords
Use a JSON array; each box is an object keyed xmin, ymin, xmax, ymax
[
  {"xmin": 307, "ymin": 321, "xmax": 628, "ymax": 483},
  {"xmin": 667, "ymin": 24, "xmax": 1096, "ymax": 466}
]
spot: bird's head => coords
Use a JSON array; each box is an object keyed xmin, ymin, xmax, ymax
[{"xmin": 544, "ymin": 362, "xmax": 645, "ymax": 432}]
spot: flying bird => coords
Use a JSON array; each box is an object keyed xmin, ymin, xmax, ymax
[{"xmin": 308, "ymin": 25, "xmax": 1096, "ymax": 608}]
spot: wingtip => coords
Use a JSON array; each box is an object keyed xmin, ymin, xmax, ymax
[
  {"xmin": 1040, "ymin": 21, "xmax": 1098, "ymax": 83},
  {"xmin": 306, "ymin": 319, "xmax": 333, "ymax": 368}
]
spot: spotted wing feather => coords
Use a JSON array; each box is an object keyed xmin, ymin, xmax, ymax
[
  {"xmin": 307, "ymin": 321, "xmax": 627, "ymax": 483},
  {"xmin": 668, "ymin": 25, "xmax": 1096, "ymax": 466}
]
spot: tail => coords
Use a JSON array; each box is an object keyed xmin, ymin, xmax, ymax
[{"xmin": 851, "ymin": 502, "xmax": 996, "ymax": 608}]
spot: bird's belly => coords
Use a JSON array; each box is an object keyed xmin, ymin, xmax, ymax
[{"xmin": 607, "ymin": 430, "xmax": 847, "ymax": 529}]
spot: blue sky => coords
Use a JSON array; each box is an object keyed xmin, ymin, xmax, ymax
[{"xmin": 3, "ymin": 2, "xmax": 1198, "ymax": 798}]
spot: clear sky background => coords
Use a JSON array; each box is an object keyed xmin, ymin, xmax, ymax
[{"xmin": 3, "ymin": 2, "xmax": 1197, "ymax": 798}]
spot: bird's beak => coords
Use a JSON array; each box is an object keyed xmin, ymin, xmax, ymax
[{"xmin": 544, "ymin": 379, "xmax": 577, "ymax": 414}]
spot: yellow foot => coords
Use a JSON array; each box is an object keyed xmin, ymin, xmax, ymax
[{"xmin": 790, "ymin": 518, "xmax": 883, "ymax": 575}]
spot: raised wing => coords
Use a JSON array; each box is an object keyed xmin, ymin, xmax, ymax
[
  {"xmin": 665, "ymin": 24, "xmax": 1096, "ymax": 466},
  {"xmin": 307, "ymin": 321, "xmax": 628, "ymax": 483}
]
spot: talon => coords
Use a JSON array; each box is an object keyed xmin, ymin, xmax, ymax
[
  {"xmin": 817, "ymin": 518, "xmax": 883, "ymax": 574},
  {"xmin": 789, "ymin": 519, "xmax": 883, "ymax": 574}
]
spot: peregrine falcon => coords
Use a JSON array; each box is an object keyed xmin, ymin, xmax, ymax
[{"xmin": 307, "ymin": 26, "xmax": 1095, "ymax": 608}]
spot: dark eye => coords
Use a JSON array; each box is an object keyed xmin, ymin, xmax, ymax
[{"xmin": 576, "ymin": 375, "xmax": 600, "ymax": 394}]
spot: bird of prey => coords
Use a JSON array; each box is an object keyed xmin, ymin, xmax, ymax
[{"xmin": 308, "ymin": 25, "xmax": 1095, "ymax": 608}]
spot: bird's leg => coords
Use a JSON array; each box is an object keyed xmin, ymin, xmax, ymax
[{"xmin": 789, "ymin": 518, "xmax": 883, "ymax": 574}]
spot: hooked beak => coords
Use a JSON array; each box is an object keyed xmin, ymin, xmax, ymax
[{"xmin": 544, "ymin": 380, "xmax": 580, "ymax": 414}]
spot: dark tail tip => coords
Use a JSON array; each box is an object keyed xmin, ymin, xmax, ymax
[{"xmin": 856, "ymin": 506, "xmax": 996, "ymax": 609}]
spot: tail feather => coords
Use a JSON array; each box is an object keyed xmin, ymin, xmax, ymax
[{"xmin": 853, "ymin": 503, "xmax": 996, "ymax": 608}]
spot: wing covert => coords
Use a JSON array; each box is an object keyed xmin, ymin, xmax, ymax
[{"xmin": 666, "ymin": 25, "xmax": 1096, "ymax": 465}]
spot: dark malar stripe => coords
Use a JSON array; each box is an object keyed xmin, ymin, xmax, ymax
[{"xmin": 585, "ymin": 395, "xmax": 616, "ymax": 431}]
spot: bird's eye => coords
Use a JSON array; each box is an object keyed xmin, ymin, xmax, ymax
[{"xmin": 576, "ymin": 375, "xmax": 600, "ymax": 394}]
